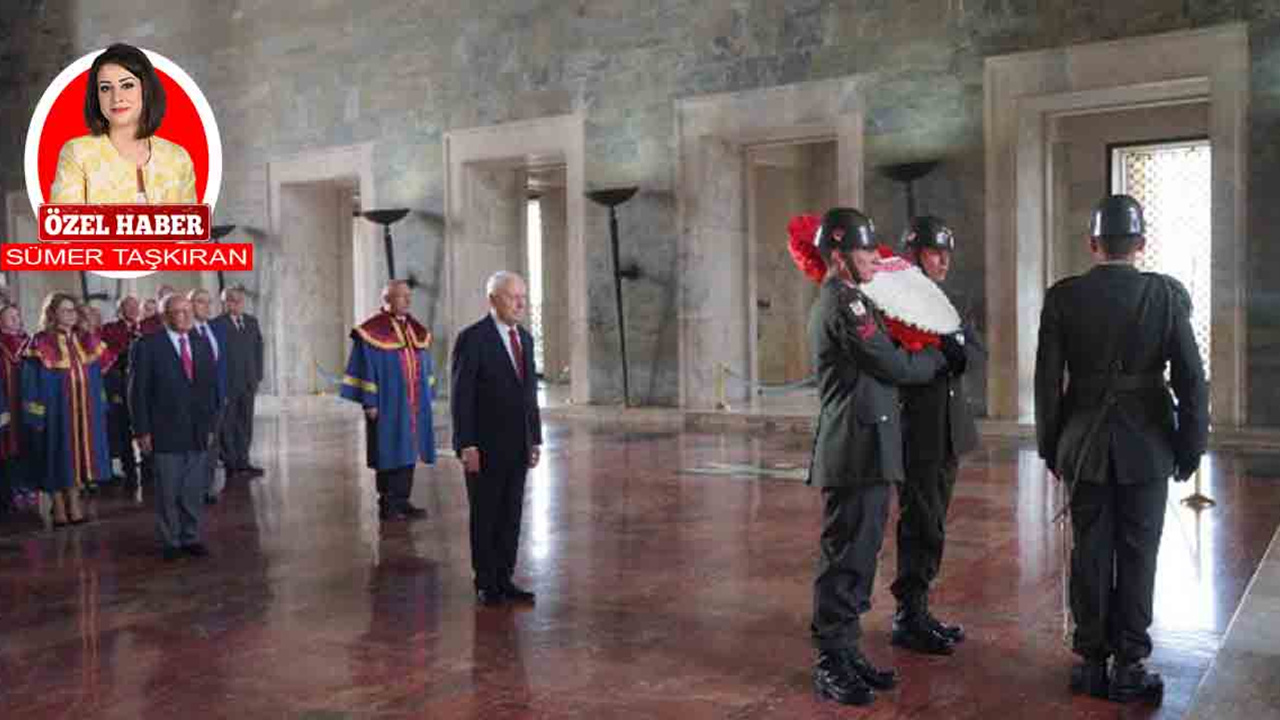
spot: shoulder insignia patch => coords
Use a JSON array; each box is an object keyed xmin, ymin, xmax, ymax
[{"xmin": 849, "ymin": 299, "xmax": 867, "ymax": 317}]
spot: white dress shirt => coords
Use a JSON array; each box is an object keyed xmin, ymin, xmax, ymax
[
  {"xmin": 165, "ymin": 327, "xmax": 191, "ymax": 361},
  {"xmin": 490, "ymin": 312, "xmax": 522, "ymax": 376}
]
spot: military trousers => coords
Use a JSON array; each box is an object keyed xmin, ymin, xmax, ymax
[
  {"xmin": 1069, "ymin": 477, "xmax": 1168, "ymax": 662},
  {"xmin": 811, "ymin": 483, "xmax": 891, "ymax": 651},
  {"xmin": 891, "ymin": 457, "xmax": 958, "ymax": 607}
]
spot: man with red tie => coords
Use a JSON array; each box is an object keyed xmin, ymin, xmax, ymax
[
  {"xmin": 450, "ymin": 271, "xmax": 543, "ymax": 606},
  {"xmin": 129, "ymin": 294, "xmax": 220, "ymax": 560},
  {"xmin": 340, "ymin": 280, "xmax": 437, "ymax": 522}
]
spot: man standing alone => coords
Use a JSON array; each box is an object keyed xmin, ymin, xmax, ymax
[
  {"xmin": 340, "ymin": 280, "xmax": 436, "ymax": 521},
  {"xmin": 450, "ymin": 271, "xmax": 542, "ymax": 606}
]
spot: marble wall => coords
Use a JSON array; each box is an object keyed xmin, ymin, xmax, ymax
[{"xmin": 1, "ymin": 2, "xmax": 1279, "ymax": 421}]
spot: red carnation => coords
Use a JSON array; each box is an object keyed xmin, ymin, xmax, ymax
[{"xmin": 787, "ymin": 214, "xmax": 826, "ymax": 284}]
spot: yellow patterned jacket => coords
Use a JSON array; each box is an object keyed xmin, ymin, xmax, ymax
[{"xmin": 49, "ymin": 134, "xmax": 197, "ymax": 204}]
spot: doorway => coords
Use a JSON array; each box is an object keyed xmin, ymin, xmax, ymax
[
  {"xmin": 277, "ymin": 179, "xmax": 357, "ymax": 395},
  {"xmin": 747, "ymin": 139, "xmax": 838, "ymax": 388},
  {"xmin": 1111, "ymin": 138, "xmax": 1213, "ymax": 378}
]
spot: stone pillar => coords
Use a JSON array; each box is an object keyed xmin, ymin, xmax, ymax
[
  {"xmin": 680, "ymin": 135, "xmax": 749, "ymax": 408},
  {"xmin": 538, "ymin": 187, "xmax": 570, "ymax": 385}
]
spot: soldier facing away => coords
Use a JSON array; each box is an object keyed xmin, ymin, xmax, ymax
[{"xmin": 1035, "ymin": 194, "xmax": 1209, "ymax": 705}]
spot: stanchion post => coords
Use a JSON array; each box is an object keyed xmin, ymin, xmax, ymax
[{"xmin": 715, "ymin": 363, "xmax": 731, "ymax": 411}]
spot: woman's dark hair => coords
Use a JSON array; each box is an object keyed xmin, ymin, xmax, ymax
[{"xmin": 84, "ymin": 43, "xmax": 166, "ymax": 138}]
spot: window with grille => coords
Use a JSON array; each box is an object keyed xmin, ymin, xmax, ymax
[{"xmin": 1111, "ymin": 139, "xmax": 1212, "ymax": 379}]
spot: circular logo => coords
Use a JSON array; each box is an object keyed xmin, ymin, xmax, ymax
[{"xmin": 23, "ymin": 47, "xmax": 222, "ymax": 279}]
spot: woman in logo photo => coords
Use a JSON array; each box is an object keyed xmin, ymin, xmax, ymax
[{"xmin": 49, "ymin": 43, "xmax": 197, "ymax": 205}]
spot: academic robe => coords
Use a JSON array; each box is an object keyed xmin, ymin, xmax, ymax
[
  {"xmin": 340, "ymin": 311, "xmax": 437, "ymax": 470},
  {"xmin": 100, "ymin": 319, "xmax": 142, "ymax": 462},
  {"xmin": 0, "ymin": 332, "xmax": 28, "ymax": 460},
  {"xmin": 21, "ymin": 329, "xmax": 111, "ymax": 491}
]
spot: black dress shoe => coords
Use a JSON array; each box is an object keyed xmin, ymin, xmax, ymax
[
  {"xmin": 842, "ymin": 650, "xmax": 898, "ymax": 690},
  {"xmin": 476, "ymin": 588, "xmax": 505, "ymax": 606},
  {"xmin": 1069, "ymin": 658, "xmax": 1110, "ymax": 699},
  {"xmin": 813, "ymin": 651, "xmax": 874, "ymax": 706},
  {"xmin": 919, "ymin": 603, "xmax": 966, "ymax": 643},
  {"xmin": 891, "ymin": 610, "xmax": 955, "ymax": 655},
  {"xmin": 500, "ymin": 583, "xmax": 536, "ymax": 603},
  {"xmin": 204, "ymin": 494, "xmax": 219, "ymax": 505},
  {"xmin": 379, "ymin": 505, "xmax": 406, "ymax": 521},
  {"xmin": 183, "ymin": 543, "xmax": 210, "ymax": 558},
  {"xmin": 162, "ymin": 547, "xmax": 184, "ymax": 561},
  {"xmin": 244, "ymin": 466, "xmax": 265, "ymax": 478},
  {"xmin": 1108, "ymin": 660, "xmax": 1163, "ymax": 705}
]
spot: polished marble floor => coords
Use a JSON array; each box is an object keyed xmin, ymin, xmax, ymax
[{"xmin": 2, "ymin": 410, "xmax": 1279, "ymax": 718}]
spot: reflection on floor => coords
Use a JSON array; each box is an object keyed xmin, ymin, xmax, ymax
[{"xmin": 1, "ymin": 411, "xmax": 1278, "ymax": 718}]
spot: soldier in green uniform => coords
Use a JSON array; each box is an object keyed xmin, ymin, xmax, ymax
[
  {"xmin": 891, "ymin": 216, "xmax": 981, "ymax": 655},
  {"xmin": 806, "ymin": 207, "xmax": 966, "ymax": 706},
  {"xmin": 1035, "ymin": 195, "xmax": 1208, "ymax": 705}
]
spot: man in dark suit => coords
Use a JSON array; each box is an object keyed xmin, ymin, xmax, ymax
[
  {"xmin": 805, "ymin": 208, "xmax": 960, "ymax": 707},
  {"xmin": 129, "ymin": 294, "xmax": 221, "ymax": 560},
  {"xmin": 210, "ymin": 286, "xmax": 264, "ymax": 480},
  {"xmin": 1036, "ymin": 195, "xmax": 1208, "ymax": 705},
  {"xmin": 189, "ymin": 288, "xmax": 227, "ymax": 504},
  {"xmin": 890, "ymin": 216, "xmax": 981, "ymax": 656},
  {"xmin": 100, "ymin": 295, "xmax": 143, "ymax": 488},
  {"xmin": 451, "ymin": 271, "xmax": 542, "ymax": 607}
]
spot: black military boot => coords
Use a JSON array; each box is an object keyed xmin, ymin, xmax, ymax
[
  {"xmin": 891, "ymin": 604, "xmax": 955, "ymax": 655},
  {"xmin": 813, "ymin": 650, "xmax": 874, "ymax": 706},
  {"xmin": 841, "ymin": 649, "xmax": 899, "ymax": 690},
  {"xmin": 1108, "ymin": 660, "xmax": 1163, "ymax": 705},
  {"xmin": 918, "ymin": 596, "xmax": 966, "ymax": 643},
  {"xmin": 1068, "ymin": 657, "xmax": 1109, "ymax": 699}
]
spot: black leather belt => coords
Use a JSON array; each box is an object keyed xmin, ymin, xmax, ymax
[{"xmin": 1068, "ymin": 373, "xmax": 1166, "ymax": 394}]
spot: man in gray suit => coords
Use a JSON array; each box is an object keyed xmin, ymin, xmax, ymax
[{"xmin": 129, "ymin": 295, "xmax": 220, "ymax": 560}]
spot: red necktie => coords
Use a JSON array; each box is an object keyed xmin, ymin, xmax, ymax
[
  {"xmin": 509, "ymin": 328, "xmax": 524, "ymax": 382},
  {"xmin": 179, "ymin": 335, "xmax": 193, "ymax": 381}
]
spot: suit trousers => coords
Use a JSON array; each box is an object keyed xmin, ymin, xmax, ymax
[
  {"xmin": 219, "ymin": 391, "xmax": 256, "ymax": 471},
  {"xmin": 1069, "ymin": 477, "xmax": 1168, "ymax": 662},
  {"xmin": 375, "ymin": 466, "xmax": 415, "ymax": 507},
  {"xmin": 153, "ymin": 450, "xmax": 209, "ymax": 549},
  {"xmin": 892, "ymin": 457, "xmax": 959, "ymax": 606},
  {"xmin": 811, "ymin": 483, "xmax": 890, "ymax": 651},
  {"xmin": 465, "ymin": 461, "xmax": 528, "ymax": 591}
]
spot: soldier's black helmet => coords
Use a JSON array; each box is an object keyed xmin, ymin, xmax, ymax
[
  {"xmin": 902, "ymin": 215, "xmax": 955, "ymax": 253},
  {"xmin": 814, "ymin": 207, "xmax": 876, "ymax": 254},
  {"xmin": 1090, "ymin": 194, "xmax": 1145, "ymax": 237}
]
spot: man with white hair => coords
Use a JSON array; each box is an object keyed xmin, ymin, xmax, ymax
[
  {"xmin": 451, "ymin": 270, "xmax": 543, "ymax": 606},
  {"xmin": 129, "ymin": 293, "xmax": 220, "ymax": 560},
  {"xmin": 340, "ymin": 280, "xmax": 437, "ymax": 521}
]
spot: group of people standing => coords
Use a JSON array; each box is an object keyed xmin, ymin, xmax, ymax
[
  {"xmin": 0, "ymin": 285, "xmax": 265, "ymax": 560},
  {"xmin": 805, "ymin": 196, "xmax": 1207, "ymax": 709}
]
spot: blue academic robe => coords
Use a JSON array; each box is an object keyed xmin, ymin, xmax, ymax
[
  {"xmin": 21, "ymin": 330, "xmax": 111, "ymax": 491},
  {"xmin": 340, "ymin": 311, "xmax": 436, "ymax": 470}
]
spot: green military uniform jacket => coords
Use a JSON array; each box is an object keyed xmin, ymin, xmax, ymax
[{"xmin": 807, "ymin": 276, "xmax": 948, "ymax": 488}]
